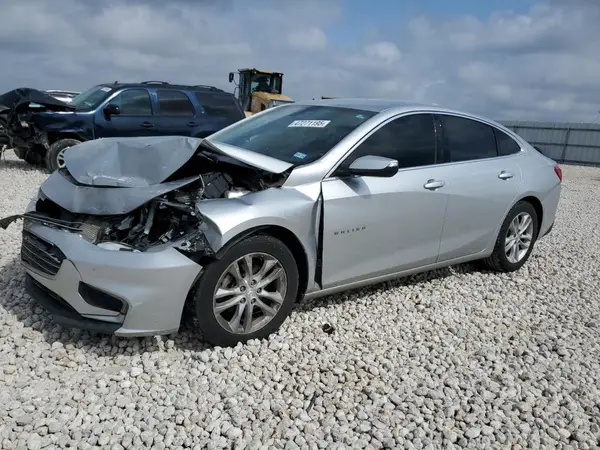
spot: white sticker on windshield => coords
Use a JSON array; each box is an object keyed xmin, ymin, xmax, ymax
[
  {"xmin": 288, "ymin": 120, "xmax": 330, "ymax": 128},
  {"xmin": 100, "ymin": 87, "xmax": 112, "ymax": 92}
]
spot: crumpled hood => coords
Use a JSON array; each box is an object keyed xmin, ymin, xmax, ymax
[
  {"xmin": 63, "ymin": 136, "xmax": 203, "ymax": 187},
  {"xmin": 38, "ymin": 135, "xmax": 294, "ymax": 215},
  {"xmin": 0, "ymin": 87, "xmax": 75, "ymax": 113},
  {"xmin": 63, "ymin": 135, "xmax": 294, "ymax": 188}
]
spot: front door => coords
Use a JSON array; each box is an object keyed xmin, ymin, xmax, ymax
[
  {"xmin": 320, "ymin": 113, "xmax": 449, "ymax": 289},
  {"xmin": 435, "ymin": 114, "xmax": 524, "ymax": 261},
  {"xmin": 95, "ymin": 88, "xmax": 158, "ymax": 138}
]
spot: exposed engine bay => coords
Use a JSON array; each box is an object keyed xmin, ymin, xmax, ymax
[
  {"xmin": 32, "ymin": 166, "xmax": 282, "ymax": 254},
  {"xmin": 0, "ymin": 135, "xmax": 293, "ymax": 257}
]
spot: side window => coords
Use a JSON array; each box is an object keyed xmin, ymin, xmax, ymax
[
  {"xmin": 339, "ymin": 113, "xmax": 437, "ymax": 172},
  {"xmin": 157, "ymin": 90, "xmax": 195, "ymax": 116},
  {"xmin": 112, "ymin": 89, "xmax": 152, "ymax": 115},
  {"xmin": 440, "ymin": 115, "xmax": 497, "ymax": 162},
  {"xmin": 494, "ymin": 129, "xmax": 521, "ymax": 156},
  {"xmin": 193, "ymin": 92, "xmax": 242, "ymax": 120}
]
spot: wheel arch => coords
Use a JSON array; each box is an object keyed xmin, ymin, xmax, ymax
[
  {"xmin": 46, "ymin": 131, "xmax": 86, "ymax": 146},
  {"xmin": 180, "ymin": 224, "xmax": 311, "ymax": 328},
  {"xmin": 485, "ymin": 193, "xmax": 544, "ymax": 255},
  {"xmin": 215, "ymin": 225, "xmax": 310, "ymax": 299},
  {"xmin": 516, "ymin": 195, "xmax": 544, "ymax": 237}
]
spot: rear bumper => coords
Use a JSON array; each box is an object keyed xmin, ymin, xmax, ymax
[{"xmin": 21, "ymin": 222, "xmax": 203, "ymax": 337}]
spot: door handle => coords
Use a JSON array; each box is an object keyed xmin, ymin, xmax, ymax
[
  {"xmin": 140, "ymin": 122, "xmax": 154, "ymax": 128},
  {"xmin": 498, "ymin": 171, "xmax": 514, "ymax": 180},
  {"xmin": 423, "ymin": 179, "xmax": 446, "ymax": 190},
  {"xmin": 186, "ymin": 121, "xmax": 197, "ymax": 127}
]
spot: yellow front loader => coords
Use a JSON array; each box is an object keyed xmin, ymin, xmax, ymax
[{"xmin": 229, "ymin": 68, "xmax": 294, "ymax": 117}]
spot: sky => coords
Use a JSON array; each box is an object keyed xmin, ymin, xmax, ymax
[{"xmin": 0, "ymin": 0, "xmax": 599, "ymax": 122}]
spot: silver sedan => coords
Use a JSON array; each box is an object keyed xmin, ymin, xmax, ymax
[{"xmin": 0, "ymin": 99, "xmax": 562, "ymax": 346}]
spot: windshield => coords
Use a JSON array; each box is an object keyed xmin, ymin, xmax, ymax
[
  {"xmin": 208, "ymin": 104, "xmax": 377, "ymax": 165},
  {"xmin": 70, "ymin": 85, "xmax": 114, "ymax": 111}
]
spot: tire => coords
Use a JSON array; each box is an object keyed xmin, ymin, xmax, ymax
[
  {"xmin": 192, "ymin": 234, "xmax": 299, "ymax": 347},
  {"xmin": 45, "ymin": 138, "xmax": 81, "ymax": 172},
  {"xmin": 483, "ymin": 200, "xmax": 539, "ymax": 273}
]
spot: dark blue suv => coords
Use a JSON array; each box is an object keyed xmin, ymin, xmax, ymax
[{"xmin": 1, "ymin": 81, "xmax": 245, "ymax": 171}]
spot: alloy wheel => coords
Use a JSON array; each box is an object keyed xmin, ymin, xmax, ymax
[
  {"xmin": 213, "ymin": 252, "xmax": 288, "ymax": 335},
  {"xmin": 56, "ymin": 147, "xmax": 70, "ymax": 169},
  {"xmin": 505, "ymin": 212, "xmax": 534, "ymax": 263}
]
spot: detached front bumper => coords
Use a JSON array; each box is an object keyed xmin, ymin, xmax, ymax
[{"xmin": 21, "ymin": 222, "xmax": 203, "ymax": 337}]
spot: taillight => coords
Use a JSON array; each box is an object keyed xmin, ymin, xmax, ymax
[{"xmin": 554, "ymin": 165, "xmax": 562, "ymax": 182}]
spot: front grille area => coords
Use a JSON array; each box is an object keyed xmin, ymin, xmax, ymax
[{"xmin": 21, "ymin": 230, "xmax": 66, "ymax": 277}]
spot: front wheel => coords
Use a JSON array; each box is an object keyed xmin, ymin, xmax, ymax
[
  {"xmin": 192, "ymin": 235, "xmax": 299, "ymax": 347},
  {"xmin": 483, "ymin": 200, "xmax": 539, "ymax": 272},
  {"xmin": 45, "ymin": 138, "xmax": 81, "ymax": 172}
]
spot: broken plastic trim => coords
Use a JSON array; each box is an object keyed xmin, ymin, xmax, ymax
[
  {"xmin": 0, "ymin": 211, "xmax": 82, "ymax": 231},
  {"xmin": 0, "ymin": 210, "xmax": 216, "ymax": 259},
  {"xmin": 173, "ymin": 230, "xmax": 216, "ymax": 260}
]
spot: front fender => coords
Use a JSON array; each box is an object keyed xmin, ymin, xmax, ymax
[
  {"xmin": 33, "ymin": 112, "xmax": 94, "ymax": 142},
  {"xmin": 197, "ymin": 184, "xmax": 322, "ymax": 292}
]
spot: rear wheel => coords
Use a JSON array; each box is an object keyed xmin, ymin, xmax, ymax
[
  {"xmin": 45, "ymin": 138, "xmax": 81, "ymax": 172},
  {"xmin": 192, "ymin": 235, "xmax": 299, "ymax": 347},
  {"xmin": 483, "ymin": 201, "xmax": 539, "ymax": 272}
]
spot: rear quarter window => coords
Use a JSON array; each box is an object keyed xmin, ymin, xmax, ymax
[
  {"xmin": 494, "ymin": 129, "xmax": 522, "ymax": 156},
  {"xmin": 194, "ymin": 92, "xmax": 243, "ymax": 120}
]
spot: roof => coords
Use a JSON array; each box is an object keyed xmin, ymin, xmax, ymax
[
  {"xmin": 294, "ymin": 98, "xmax": 433, "ymax": 113},
  {"xmin": 99, "ymin": 81, "xmax": 228, "ymax": 93},
  {"xmin": 237, "ymin": 68, "xmax": 283, "ymax": 75},
  {"xmin": 293, "ymin": 97, "xmax": 501, "ymax": 125}
]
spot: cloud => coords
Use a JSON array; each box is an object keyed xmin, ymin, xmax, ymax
[
  {"xmin": 287, "ymin": 28, "xmax": 327, "ymax": 52},
  {"xmin": 0, "ymin": 0, "xmax": 598, "ymax": 121}
]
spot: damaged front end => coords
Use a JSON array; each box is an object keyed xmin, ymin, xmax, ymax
[
  {"xmin": 0, "ymin": 87, "xmax": 76, "ymax": 160},
  {"xmin": 23, "ymin": 172, "xmax": 228, "ymax": 257},
  {"xmin": 1, "ymin": 135, "xmax": 291, "ymax": 261}
]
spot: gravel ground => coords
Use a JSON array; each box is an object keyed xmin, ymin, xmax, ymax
[{"xmin": 1, "ymin": 151, "xmax": 599, "ymax": 450}]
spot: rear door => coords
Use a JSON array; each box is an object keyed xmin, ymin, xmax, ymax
[
  {"xmin": 321, "ymin": 113, "xmax": 449, "ymax": 289},
  {"xmin": 94, "ymin": 88, "xmax": 158, "ymax": 138},
  {"xmin": 435, "ymin": 114, "xmax": 524, "ymax": 262},
  {"xmin": 153, "ymin": 89, "xmax": 197, "ymax": 136}
]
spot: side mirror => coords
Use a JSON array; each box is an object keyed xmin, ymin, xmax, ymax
[
  {"xmin": 228, "ymin": 72, "xmax": 235, "ymax": 83},
  {"xmin": 348, "ymin": 155, "xmax": 399, "ymax": 178},
  {"xmin": 103, "ymin": 103, "xmax": 120, "ymax": 117}
]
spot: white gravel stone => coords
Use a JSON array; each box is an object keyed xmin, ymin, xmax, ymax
[{"xmin": 1, "ymin": 153, "xmax": 600, "ymax": 449}]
